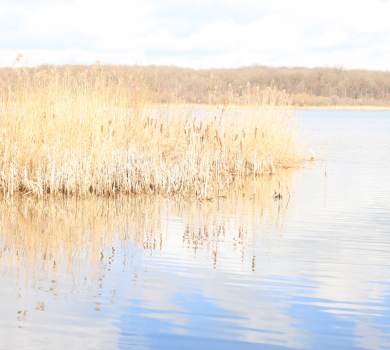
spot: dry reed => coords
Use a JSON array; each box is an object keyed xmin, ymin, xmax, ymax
[{"xmin": 0, "ymin": 63, "xmax": 307, "ymax": 199}]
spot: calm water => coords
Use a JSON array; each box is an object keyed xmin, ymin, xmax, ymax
[{"xmin": 0, "ymin": 110, "xmax": 389, "ymax": 350}]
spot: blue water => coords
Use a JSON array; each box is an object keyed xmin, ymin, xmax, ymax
[{"xmin": 0, "ymin": 110, "xmax": 389, "ymax": 349}]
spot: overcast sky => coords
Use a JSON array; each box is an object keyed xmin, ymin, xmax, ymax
[{"xmin": 1, "ymin": 0, "xmax": 389, "ymax": 70}]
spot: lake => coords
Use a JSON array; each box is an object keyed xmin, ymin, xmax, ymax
[{"xmin": 0, "ymin": 110, "xmax": 389, "ymax": 350}]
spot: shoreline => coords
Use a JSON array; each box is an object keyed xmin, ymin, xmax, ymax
[
  {"xmin": 149, "ymin": 103, "xmax": 390, "ymax": 111},
  {"xmin": 294, "ymin": 105, "xmax": 390, "ymax": 111},
  {"xmin": 3, "ymin": 102, "xmax": 389, "ymax": 111}
]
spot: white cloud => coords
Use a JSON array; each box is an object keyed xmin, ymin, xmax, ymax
[{"xmin": 1, "ymin": 0, "xmax": 390, "ymax": 69}]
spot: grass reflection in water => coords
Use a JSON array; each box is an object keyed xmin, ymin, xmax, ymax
[{"xmin": 0, "ymin": 170, "xmax": 294, "ymax": 299}]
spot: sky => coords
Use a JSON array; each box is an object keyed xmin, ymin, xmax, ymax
[{"xmin": 1, "ymin": 0, "xmax": 390, "ymax": 70}]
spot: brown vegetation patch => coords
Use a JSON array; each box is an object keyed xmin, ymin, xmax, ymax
[{"xmin": 0, "ymin": 63, "xmax": 308, "ymax": 199}]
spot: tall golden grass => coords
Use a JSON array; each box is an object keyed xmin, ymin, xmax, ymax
[{"xmin": 0, "ymin": 62, "xmax": 307, "ymax": 198}]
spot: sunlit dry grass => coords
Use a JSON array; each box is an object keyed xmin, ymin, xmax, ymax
[{"xmin": 0, "ymin": 62, "xmax": 307, "ymax": 199}]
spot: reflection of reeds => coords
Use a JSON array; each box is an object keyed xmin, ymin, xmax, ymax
[
  {"xmin": 0, "ymin": 171, "xmax": 294, "ymax": 289},
  {"xmin": 0, "ymin": 64, "xmax": 307, "ymax": 199}
]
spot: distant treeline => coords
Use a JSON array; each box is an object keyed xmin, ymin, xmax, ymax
[
  {"xmin": 1, "ymin": 63, "xmax": 390, "ymax": 106},
  {"xmin": 135, "ymin": 64, "xmax": 390, "ymax": 106}
]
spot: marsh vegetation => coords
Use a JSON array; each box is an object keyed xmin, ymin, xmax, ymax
[{"xmin": 0, "ymin": 61, "xmax": 307, "ymax": 198}]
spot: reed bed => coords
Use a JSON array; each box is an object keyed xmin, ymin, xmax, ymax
[{"xmin": 0, "ymin": 63, "xmax": 307, "ymax": 199}]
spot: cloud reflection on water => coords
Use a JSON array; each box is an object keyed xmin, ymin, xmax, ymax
[{"xmin": 1, "ymin": 108, "xmax": 390, "ymax": 350}]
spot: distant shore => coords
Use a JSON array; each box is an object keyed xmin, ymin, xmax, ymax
[
  {"xmin": 295, "ymin": 105, "xmax": 390, "ymax": 111},
  {"xmin": 3, "ymin": 101, "xmax": 389, "ymax": 111},
  {"xmin": 150, "ymin": 103, "xmax": 390, "ymax": 111}
]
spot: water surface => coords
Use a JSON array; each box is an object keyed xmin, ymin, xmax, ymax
[{"xmin": 0, "ymin": 110, "xmax": 389, "ymax": 349}]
